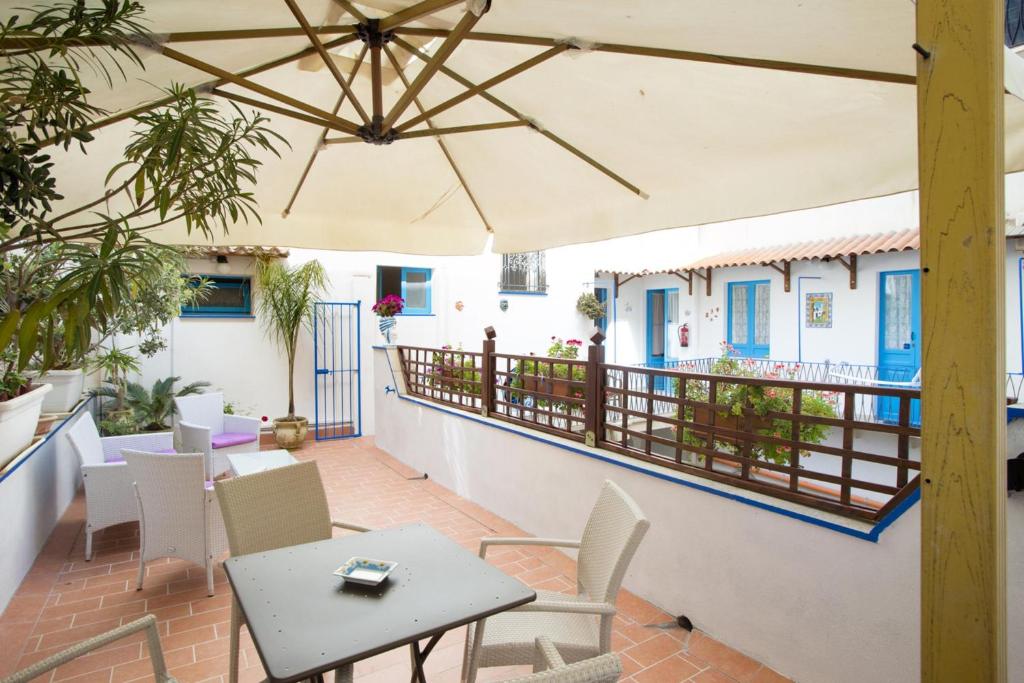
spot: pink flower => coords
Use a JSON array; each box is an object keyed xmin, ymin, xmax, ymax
[{"xmin": 261, "ymin": 415, "xmax": 269, "ymax": 422}]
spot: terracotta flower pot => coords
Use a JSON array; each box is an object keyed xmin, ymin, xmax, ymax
[{"xmin": 272, "ymin": 417, "xmax": 308, "ymax": 449}]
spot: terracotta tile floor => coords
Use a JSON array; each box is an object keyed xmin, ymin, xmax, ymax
[{"xmin": 0, "ymin": 438, "xmax": 791, "ymax": 683}]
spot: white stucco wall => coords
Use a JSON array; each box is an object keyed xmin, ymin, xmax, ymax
[
  {"xmin": 129, "ymin": 247, "xmax": 595, "ymax": 435},
  {"xmin": 373, "ymin": 349, "xmax": 1024, "ymax": 683},
  {"xmin": 0, "ymin": 403, "xmax": 92, "ymax": 612}
]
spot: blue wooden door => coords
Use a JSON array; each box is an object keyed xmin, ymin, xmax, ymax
[
  {"xmin": 727, "ymin": 281, "xmax": 770, "ymax": 358},
  {"xmin": 877, "ymin": 270, "xmax": 921, "ymax": 423}
]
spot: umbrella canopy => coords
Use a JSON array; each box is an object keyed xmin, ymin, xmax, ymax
[{"xmin": 14, "ymin": 0, "xmax": 1024, "ymax": 254}]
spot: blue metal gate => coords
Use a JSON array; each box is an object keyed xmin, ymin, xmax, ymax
[{"xmin": 313, "ymin": 302, "xmax": 362, "ymax": 440}]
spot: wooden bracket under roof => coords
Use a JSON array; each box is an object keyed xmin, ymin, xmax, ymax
[
  {"xmin": 832, "ymin": 254, "xmax": 858, "ymax": 289},
  {"xmin": 766, "ymin": 260, "xmax": 792, "ymax": 292}
]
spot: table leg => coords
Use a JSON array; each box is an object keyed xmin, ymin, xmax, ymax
[{"xmin": 408, "ymin": 632, "xmax": 444, "ymax": 683}]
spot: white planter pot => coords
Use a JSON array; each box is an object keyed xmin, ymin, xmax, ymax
[
  {"xmin": 36, "ymin": 369, "xmax": 85, "ymax": 413},
  {"xmin": 0, "ymin": 384, "xmax": 52, "ymax": 471}
]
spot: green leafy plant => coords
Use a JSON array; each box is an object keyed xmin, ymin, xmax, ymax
[
  {"xmin": 0, "ymin": 2, "xmax": 286, "ymax": 252},
  {"xmin": 673, "ymin": 342, "xmax": 838, "ymax": 466},
  {"xmin": 87, "ymin": 344, "xmax": 141, "ymax": 411},
  {"xmin": 0, "ymin": 229, "xmax": 170, "ymax": 398},
  {"xmin": 98, "ymin": 414, "xmax": 138, "ymax": 437},
  {"xmin": 94, "ymin": 376, "xmax": 209, "ymax": 431},
  {"xmin": 255, "ymin": 258, "xmax": 329, "ymax": 421},
  {"xmin": 429, "ymin": 345, "xmax": 481, "ymax": 396},
  {"xmin": 576, "ymin": 292, "xmax": 606, "ymax": 321}
]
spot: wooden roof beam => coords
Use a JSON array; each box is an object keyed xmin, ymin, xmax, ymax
[
  {"xmin": 834, "ymin": 254, "xmax": 858, "ymax": 289},
  {"xmin": 766, "ymin": 260, "xmax": 791, "ymax": 292}
]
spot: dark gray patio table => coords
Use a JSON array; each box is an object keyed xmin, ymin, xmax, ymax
[{"xmin": 223, "ymin": 522, "xmax": 536, "ymax": 683}]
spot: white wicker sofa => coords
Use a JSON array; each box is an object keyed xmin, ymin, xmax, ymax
[{"xmin": 66, "ymin": 412, "xmax": 175, "ymax": 560}]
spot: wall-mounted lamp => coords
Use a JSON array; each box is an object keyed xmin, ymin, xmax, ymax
[{"xmin": 215, "ymin": 255, "xmax": 230, "ymax": 274}]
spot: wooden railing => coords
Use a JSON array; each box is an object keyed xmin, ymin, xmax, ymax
[{"xmin": 397, "ymin": 331, "xmax": 922, "ymax": 521}]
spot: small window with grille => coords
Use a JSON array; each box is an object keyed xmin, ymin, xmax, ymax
[{"xmin": 499, "ymin": 251, "xmax": 547, "ymax": 294}]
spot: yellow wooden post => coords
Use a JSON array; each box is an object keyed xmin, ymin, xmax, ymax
[{"xmin": 917, "ymin": 0, "xmax": 1007, "ymax": 680}]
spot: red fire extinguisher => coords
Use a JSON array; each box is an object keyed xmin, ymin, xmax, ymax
[{"xmin": 678, "ymin": 323, "xmax": 689, "ymax": 347}]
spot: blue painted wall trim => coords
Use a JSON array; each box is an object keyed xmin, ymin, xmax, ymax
[
  {"xmin": 0, "ymin": 396, "xmax": 94, "ymax": 486},
  {"xmin": 378, "ymin": 349, "xmax": 914, "ymax": 542}
]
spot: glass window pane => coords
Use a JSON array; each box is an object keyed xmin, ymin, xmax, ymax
[
  {"xmin": 667, "ymin": 291, "xmax": 678, "ymax": 324},
  {"xmin": 731, "ymin": 285, "xmax": 749, "ymax": 345},
  {"xmin": 651, "ymin": 292, "xmax": 665, "ymax": 357},
  {"xmin": 404, "ymin": 271, "xmax": 428, "ymax": 310},
  {"xmin": 754, "ymin": 283, "xmax": 770, "ymax": 346},
  {"xmin": 884, "ymin": 274, "xmax": 913, "ymax": 350}
]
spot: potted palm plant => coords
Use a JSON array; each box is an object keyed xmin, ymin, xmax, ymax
[{"xmin": 256, "ymin": 258, "xmax": 329, "ymax": 449}]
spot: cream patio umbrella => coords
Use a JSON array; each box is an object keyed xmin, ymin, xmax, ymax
[{"xmin": 15, "ymin": 0, "xmax": 1024, "ymax": 254}]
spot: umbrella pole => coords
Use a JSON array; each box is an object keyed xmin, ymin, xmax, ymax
[{"xmin": 917, "ymin": 0, "xmax": 1006, "ymax": 680}]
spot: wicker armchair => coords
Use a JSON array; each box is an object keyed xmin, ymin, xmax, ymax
[
  {"xmin": 175, "ymin": 392, "xmax": 260, "ymax": 478},
  {"xmin": 65, "ymin": 411, "xmax": 174, "ymax": 561},
  {"xmin": 3, "ymin": 614, "xmax": 176, "ymax": 683},
  {"xmin": 463, "ymin": 480, "xmax": 649, "ymax": 683},
  {"xmin": 504, "ymin": 637, "xmax": 621, "ymax": 682},
  {"xmin": 123, "ymin": 451, "xmax": 228, "ymax": 596},
  {"xmin": 214, "ymin": 461, "xmax": 371, "ymax": 683}
]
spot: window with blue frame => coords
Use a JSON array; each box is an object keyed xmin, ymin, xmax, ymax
[
  {"xmin": 727, "ymin": 280, "xmax": 770, "ymax": 357},
  {"xmin": 180, "ymin": 275, "xmax": 252, "ymax": 318},
  {"xmin": 377, "ymin": 266, "xmax": 432, "ymax": 315},
  {"xmin": 594, "ymin": 287, "xmax": 608, "ymax": 334}
]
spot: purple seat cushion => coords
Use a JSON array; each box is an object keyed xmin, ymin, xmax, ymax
[
  {"xmin": 211, "ymin": 432, "xmax": 258, "ymax": 449},
  {"xmin": 105, "ymin": 447, "xmax": 176, "ymax": 464}
]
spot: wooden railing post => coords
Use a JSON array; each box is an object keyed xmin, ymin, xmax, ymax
[
  {"xmin": 584, "ymin": 330, "xmax": 606, "ymax": 447},
  {"xmin": 481, "ymin": 326, "xmax": 496, "ymax": 417}
]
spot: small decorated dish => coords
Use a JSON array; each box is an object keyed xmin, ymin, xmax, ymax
[{"xmin": 333, "ymin": 557, "xmax": 398, "ymax": 586}]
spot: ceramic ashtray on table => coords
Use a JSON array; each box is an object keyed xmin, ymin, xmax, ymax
[{"xmin": 333, "ymin": 557, "xmax": 398, "ymax": 586}]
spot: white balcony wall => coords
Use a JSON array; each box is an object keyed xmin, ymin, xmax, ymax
[{"xmin": 373, "ymin": 348, "xmax": 1024, "ymax": 683}]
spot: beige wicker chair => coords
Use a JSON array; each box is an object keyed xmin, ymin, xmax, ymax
[
  {"xmin": 123, "ymin": 450, "xmax": 227, "ymax": 597},
  {"xmin": 214, "ymin": 461, "xmax": 371, "ymax": 683},
  {"xmin": 2, "ymin": 614, "xmax": 176, "ymax": 683},
  {"xmin": 463, "ymin": 480, "xmax": 649, "ymax": 683},
  {"xmin": 503, "ymin": 637, "xmax": 621, "ymax": 683}
]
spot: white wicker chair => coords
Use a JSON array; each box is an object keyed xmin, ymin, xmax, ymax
[
  {"xmin": 175, "ymin": 392, "xmax": 260, "ymax": 479},
  {"xmin": 65, "ymin": 411, "xmax": 175, "ymax": 561},
  {"xmin": 214, "ymin": 461, "xmax": 371, "ymax": 683},
  {"xmin": 503, "ymin": 637, "xmax": 621, "ymax": 683},
  {"xmin": 123, "ymin": 450, "xmax": 228, "ymax": 597},
  {"xmin": 463, "ymin": 480, "xmax": 649, "ymax": 683},
  {"xmin": 3, "ymin": 614, "xmax": 176, "ymax": 683}
]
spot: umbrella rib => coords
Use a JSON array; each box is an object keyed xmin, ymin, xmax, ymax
[
  {"xmin": 383, "ymin": 42, "xmax": 494, "ymax": 232},
  {"xmin": 0, "ymin": 25, "xmax": 358, "ymax": 50},
  {"xmin": 160, "ymin": 45, "xmax": 363, "ymax": 136},
  {"xmin": 392, "ymin": 35, "xmax": 647, "ymax": 198},
  {"xmin": 37, "ymin": 34, "xmax": 362, "ymax": 147},
  {"xmin": 331, "ymin": 0, "xmax": 369, "ymax": 23},
  {"xmin": 395, "ymin": 44, "xmax": 569, "ymax": 133},
  {"xmin": 283, "ymin": 44, "xmax": 369, "ymax": 217},
  {"xmin": 324, "ymin": 120, "xmax": 528, "ymax": 143},
  {"xmin": 380, "ymin": 0, "xmax": 464, "ymax": 31},
  {"xmin": 380, "ymin": 8, "xmax": 484, "ymax": 133},
  {"xmin": 211, "ymin": 89, "xmax": 351, "ymax": 133},
  {"xmin": 282, "ymin": 0, "xmax": 371, "ymax": 125},
  {"xmin": 392, "ymin": 28, "xmax": 918, "ymax": 86}
]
